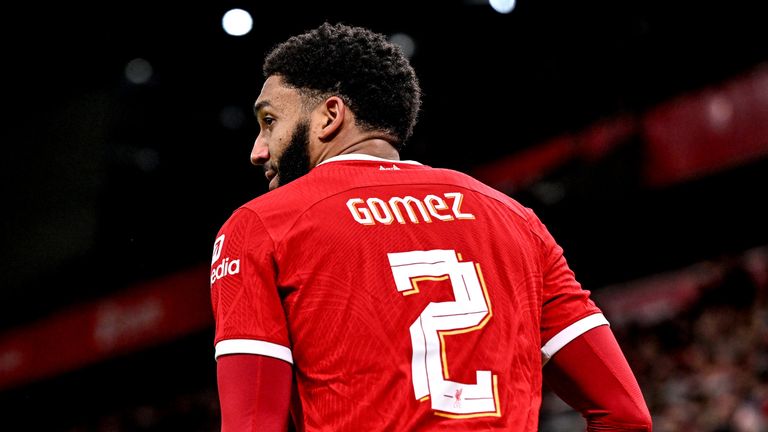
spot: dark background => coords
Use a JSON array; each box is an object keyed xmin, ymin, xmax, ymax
[{"xmin": 2, "ymin": 0, "xmax": 767, "ymax": 429}]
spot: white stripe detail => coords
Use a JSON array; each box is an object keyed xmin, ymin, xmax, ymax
[
  {"xmin": 541, "ymin": 313, "xmax": 609, "ymax": 365},
  {"xmin": 215, "ymin": 339, "xmax": 293, "ymax": 364},
  {"xmin": 316, "ymin": 153, "xmax": 422, "ymax": 166}
]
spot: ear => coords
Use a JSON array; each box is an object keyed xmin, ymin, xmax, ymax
[{"xmin": 317, "ymin": 96, "xmax": 346, "ymax": 141}]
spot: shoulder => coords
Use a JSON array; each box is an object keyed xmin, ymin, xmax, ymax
[
  {"xmin": 432, "ymin": 167, "xmax": 533, "ymax": 219},
  {"xmin": 221, "ymin": 174, "xmax": 334, "ymax": 243},
  {"xmin": 433, "ymin": 166, "xmax": 557, "ymax": 244},
  {"xmin": 215, "ymin": 205, "xmax": 272, "ymax": 246},
  {"xmin": 239, "ymin": 178, "xmax": 318, "ymax": 225}
]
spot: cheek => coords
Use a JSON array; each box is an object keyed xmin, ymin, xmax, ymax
[{"xmin": 270, "ymin": 131, "xmax": 293, "ymax": 160}]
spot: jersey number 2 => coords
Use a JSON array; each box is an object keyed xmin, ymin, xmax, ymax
[{"xmin": 388, "ymin": 249, "xmax": 500, "ymax": 418}]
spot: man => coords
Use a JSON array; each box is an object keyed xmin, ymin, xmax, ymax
[{"xmin": 210, "ymin": 22, "xmax": 652, "ymax": 431}]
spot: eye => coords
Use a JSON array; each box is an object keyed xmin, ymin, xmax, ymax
[{"xmin": 258, "ymin": 115, "xmax": 277, "ymax": 130}]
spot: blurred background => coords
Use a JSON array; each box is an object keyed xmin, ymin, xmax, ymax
[{"xmin": 2, "ymin": 0, "xmax": 768, "ymax": 430}]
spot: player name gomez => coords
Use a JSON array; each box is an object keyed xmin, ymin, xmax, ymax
[{"xmin": 346, "ymin": 192, "xmax": 475, "ymax": 225}]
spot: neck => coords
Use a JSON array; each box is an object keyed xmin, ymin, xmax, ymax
[
  {"xmin": 340, "ymin": 138, "xmax": 400, "ymax": 159},
  {"xmin": 314, "ymin": 137, "xmax": 400, "ymax": 166}
]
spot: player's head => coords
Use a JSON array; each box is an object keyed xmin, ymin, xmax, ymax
[
  {"xmin": 264, "ymin": 22, "xmax": 421, "ymax": 148},
  {"xmin": 250, "ymin": 22, "xmax": 422, "ymax": 190}
]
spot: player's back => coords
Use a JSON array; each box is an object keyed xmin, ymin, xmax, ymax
[{"xmin": 243, "ymin": 155, "xmax": 578, "ymax": 431}]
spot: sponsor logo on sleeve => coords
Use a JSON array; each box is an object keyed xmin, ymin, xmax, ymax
[
  {"xmin": 212, "ymin": 235, "xmax": 225, "ymax": 264},
  {"xmin": 210, "ymin": 234, "xmax": 241, "ymax": 284}
]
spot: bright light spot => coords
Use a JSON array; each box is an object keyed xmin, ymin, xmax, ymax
[
  {"xmin": 707, "ymin": 94, "xmax": 733, "ymax": 132},
  {"xmin": 222, "ymin": 8, "xmax": 253, "ymax": 36},
  {"xmin": 490, "ymin": 0, "xmax": 516, "ymax": 14},
  {"xmin": 125, "ymin": 58, "xmax": 153, "ymax": 84},
  {"xmin": 390, "ymin": 32, "xmax": 416, "ymax": 59}
]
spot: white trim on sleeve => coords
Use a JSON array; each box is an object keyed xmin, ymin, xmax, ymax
[
  {"xmin": 215, "ymin": 339, "xmax": 293, "ymax": 364},
  {"xmin": 541, "ymin": 313, "xmax": 609, "ymax": 365}
]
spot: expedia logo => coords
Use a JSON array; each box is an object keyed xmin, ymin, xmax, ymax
[
  {"xmin": 211, "ymin": 257, "xmax": 241, "ymax": 284},
  {"xmin": 210, "ymin": 235, "xmax": 241, "ymax": 284}
]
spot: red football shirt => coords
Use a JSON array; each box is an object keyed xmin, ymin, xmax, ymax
[{"xmin": 210, "ymin": 154, "xmax": 607, "ymax": 431}]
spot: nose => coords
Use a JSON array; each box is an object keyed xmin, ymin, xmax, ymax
[{"xmin": 250, "ymin": 135, "xmax": 269, "ymax": 166}]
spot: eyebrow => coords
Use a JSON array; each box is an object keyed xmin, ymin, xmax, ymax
[{"xmin": 253, "ymin": 100, "xmax": 271, "ymax": 116}]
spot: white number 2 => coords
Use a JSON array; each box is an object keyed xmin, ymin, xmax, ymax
[{"xmin": 388, "ymin": 249, "xmax": 500, "ymax": 418}]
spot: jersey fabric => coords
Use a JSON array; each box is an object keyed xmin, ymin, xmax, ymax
[{"xmin": 210, "ymin": 154, "xmax": 607, "ymax": 431}]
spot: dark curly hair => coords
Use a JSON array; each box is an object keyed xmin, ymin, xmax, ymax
[{"xmin": 263, "ymin": 22, "xmax": 422, "ymax": 150}]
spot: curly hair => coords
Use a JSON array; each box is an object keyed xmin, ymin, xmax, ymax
[{"xmin": 263, "ymin": 22, "xmax": 422, "ymax": 150}]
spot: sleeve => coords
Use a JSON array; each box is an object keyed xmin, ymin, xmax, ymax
[
  {"xmin": 543, "ymin": 325, "xmax": 653, "ymax": 431},
  {"xmin": 217, "ymin": 354, "xmax": 293, "ymax": 432},
  {"xmin": 210, "ymin": 207, "xmax": 293, "ymax": 364},
  {"xmin": 526, "ymin": 208, "xmax": 608, "ymax": 364}
]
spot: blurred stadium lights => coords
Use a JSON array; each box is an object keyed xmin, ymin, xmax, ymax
[
  {"xmin": 464, "ymin": 0, "xmax": 517, "ymax": 14},
  {"xmin": 389, "ymin": 32, "xmax": 416, "ymax": 59},
  {"xmin": 124, "ymin": 58, "xmax": 153, "ymax": 85},
  {"xmin": 489, "ymin": 0, "xmax": 516, "ymax": 14},
  {"xmin": 221, "ymin": 8, "xmax": 253, "ymax": 37},
  {"xmin": 706, "ymin": 93, "xmax": 734, "ymax": 132}
]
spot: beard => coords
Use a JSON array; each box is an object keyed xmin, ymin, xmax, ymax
[{"xmin": 274, "ymin": 120, "xmax": 311, "ymax": 188}]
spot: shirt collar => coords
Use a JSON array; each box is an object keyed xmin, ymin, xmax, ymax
[{"xmin": 316, "ymin": 153, "xmax": 422, "ymax": 166}]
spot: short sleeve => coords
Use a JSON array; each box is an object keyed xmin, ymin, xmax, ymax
[
  {"xmin": 210, "ymin": 208, "xmax": 293, "ymax": 364},
  {"xmin": 526, "ymin": 208, "xmax": 608, "ymax": 364}
]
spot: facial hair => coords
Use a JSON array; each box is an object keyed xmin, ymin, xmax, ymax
[{"xmin": 274, "ymin": 120, "xmax": 311, "ymax": 187}]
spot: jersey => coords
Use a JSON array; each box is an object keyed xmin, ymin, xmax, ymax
[{"xmin": 209, "ymin": 154, "xmax": 607, "ymax": 431}]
